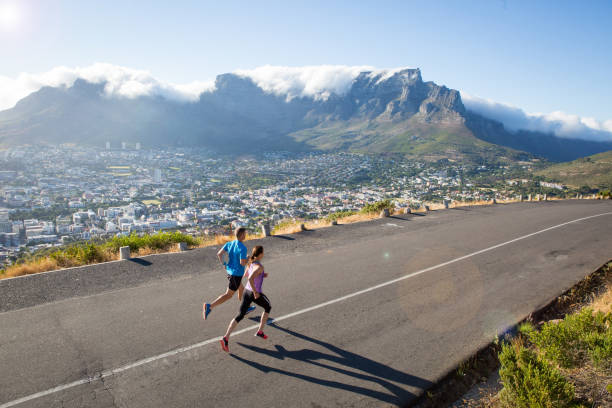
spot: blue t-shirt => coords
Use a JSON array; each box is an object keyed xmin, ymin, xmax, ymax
[{"xmin": 222, "ymin": 240, "xmax": 247, "ymax": 276}]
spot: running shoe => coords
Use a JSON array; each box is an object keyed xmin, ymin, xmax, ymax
[
  {"xmin": 203, "ymin": 303, "xmax": 211, "ymax": 320},
  {"xmin": 245, "ymin": 306, "xmax": 256, "ymax": 315},
  {"xmin": 220, "ymin": 337, "xmax": 229, "ymax": 352},
  {"xmin": 255, "ymin": 330, "xmax": 268, "ymax": 340}
]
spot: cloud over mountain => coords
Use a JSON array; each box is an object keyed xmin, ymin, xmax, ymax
[
  {"xmin": 463, "ymin": 94, "xmax": 612, "ymax": 142},
  {"xmin": 1, "ymin": 63, "xmax": 611, "ymax": 142},
  {"xmin": 0, "ymin": 63, "xmax": 215, "ymax": 110},
  {"xmin": 233, "ymin": 65, "xmax": 412, "ymax": 101}
]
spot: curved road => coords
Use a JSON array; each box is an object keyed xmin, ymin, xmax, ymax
[{"xmin": 1, "ymin": 200, "xmax": 611, "ymax": 407}]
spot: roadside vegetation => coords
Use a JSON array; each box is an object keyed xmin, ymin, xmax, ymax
[
  {"xmin": 0, "ymin": 231, "xmax": 199, "ymax": 279},
  {"xmin": 446, "ymin": 262, "xmax": 612, "ymax": 408},
  {"xmin": 499, "ymin": 306, "xmax": 611, "ymax": 407},
  {"xmin": 2, "ymin": 197, "xmax": 609, "ymax": 281}
]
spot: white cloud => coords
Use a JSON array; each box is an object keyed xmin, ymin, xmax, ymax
[
  {"xmin": 233, "ymin": 64, "xmax": 415, "ymax": 101},
  {"xmin": 0, "ymin": 63, "xmax": 215, "ymax": 110},
  {"xmin": 462, "ymin": 94, "xmax": 612, "ymax": 142},
  {"xmin": 1, "ymin": 63, "xmax": 610, "ymax": 142}
]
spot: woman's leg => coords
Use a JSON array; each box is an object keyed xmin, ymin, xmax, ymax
[
  {"xmin": 226, "ymin": 291, "xmax": 253, "ymax": 340},
  {"xmin": 253, "ymin": 294, "xmax": 271, "ymax": 333}
]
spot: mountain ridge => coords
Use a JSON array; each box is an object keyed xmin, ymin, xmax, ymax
[{"xmin": 1, "ymin": 68, "xmax": 611, "ymax": 162}]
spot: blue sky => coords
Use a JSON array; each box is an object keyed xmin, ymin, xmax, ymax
[{"xmin": 1, "ymin": 0, "xmax": 611, "ymax": 122}]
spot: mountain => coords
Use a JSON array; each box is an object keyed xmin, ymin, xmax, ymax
[
  {"xmin": 537, "ymin": 149, "xmax": 612, "ymax": 189},
  {"xmin": 1, "ymin": 68, "xmax": 611, "ymax": 161}
]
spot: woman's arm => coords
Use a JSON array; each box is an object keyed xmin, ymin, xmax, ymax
[{"xmin": 248, "ymin": 264, "xmax": 263, "ymax": 298}]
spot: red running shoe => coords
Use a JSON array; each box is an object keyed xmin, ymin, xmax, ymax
[
  {"xmin": 255, "ymin": 331, "xmax": 268, "ymax": 339},
  {"xmin": 220, "ymin": 337, "xmax": 229, "ymax": 352}
]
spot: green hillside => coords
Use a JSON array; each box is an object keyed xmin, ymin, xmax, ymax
[
  {"xmin": 290, "ymin": 119, "xmax": 530, "ymax": 163},
  {"xmin": 538, "ymin": 150, "xmax": 612, "ymax": 189}
]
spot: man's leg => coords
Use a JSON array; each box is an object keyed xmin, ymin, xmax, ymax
[
  {"xmin": 237, "ymin": 283, "xmax": 244, "ymax": 301},
  {"xmin": 210, "ymin": 288, "xmax": 235, "ymax": 310}
]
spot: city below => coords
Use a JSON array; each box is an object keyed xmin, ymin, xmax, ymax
[{"xmin": 0, "ymin": 143, "xmax": 565, "ymax": 267}]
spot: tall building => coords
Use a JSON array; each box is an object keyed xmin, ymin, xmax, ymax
[
  {"xmin": 0, "ymin": 221, "xmax": 12, "ymax": 233},
  {"xmin": 105, "ymin": 141, "xmax": 111, "ymax": 150},
  {"xmin": 121, "ymin": 142, "xmax": 127, "ymax": 150},
  {"xmin": 135, "ymin": 142, "xmax": 141, "ymax": 150},
  {"xmin": 153, "ymin": 168, "xmax": 162, "ymax": 183},
  {"xmin": 0, "ymin": 208, "xmax": 8, "ymax": 222}
]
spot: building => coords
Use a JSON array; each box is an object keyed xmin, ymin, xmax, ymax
[
  {"xmin": 153, "ymin": 168, "xmax": 162, "ymax": 183},
  {"xmin": 0, "ymin": 232, "xmax": 20, "ymax": 247},
  {"xmin": 0, "ymin": 221, "xmax": 12, "ymax": 233}
]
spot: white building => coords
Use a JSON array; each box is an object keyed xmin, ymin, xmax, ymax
[{"xmin": 153, "ymin": 168, "xmax": 162, "ymax": 183}]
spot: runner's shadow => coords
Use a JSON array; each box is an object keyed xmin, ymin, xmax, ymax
[
  {"xmin": 272, "ymin": 235, "xmax": 295, "ymax": 240},
  {"xmin": 388, "ymin": 216, "xmax": 411, "ymax": 222},
  {"xmin": 128, "ymin": 258, "xmax": 152, "ymax": 266},
  {"xmin": 232, "ymin": 324, "xmax": 431, "ymax": 405}
]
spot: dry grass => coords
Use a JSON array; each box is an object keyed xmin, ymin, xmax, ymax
[
  {"xmin": 271, "ymin": 197, "xmax": 567, "ymax": 236},
  {"xmin": 590, "ymin": 285, "xmax": 612, "ymax": 314},
  {"xmin": 1, "ymin": 258, "xmax": 61, "ymax": 279},
  {"xmin": 334, "ymin": 212, "xmax": 380, "ymax": 224},
  {"xmin": 196, "ymin": 232, "xmax": 263, "ymax": 248},
  {"xmin": 0, "ymin": 248, "xmax": 119, "ymax": 279},
  {"xmin": 272, "ymin": 220, "xmax": 327, "ymax": 235}
]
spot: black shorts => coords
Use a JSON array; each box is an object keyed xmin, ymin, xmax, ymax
[{"xmin": 227, "ymin": 274, "xmax": 243, "ymax": 291}]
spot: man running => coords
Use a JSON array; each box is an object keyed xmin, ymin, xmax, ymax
[{"xmin": 203, "ymin": 227, "xmax": 254, "ymax": 320}]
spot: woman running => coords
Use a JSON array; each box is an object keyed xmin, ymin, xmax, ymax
[{"xmin": 220, "ymin": 245, "xmax": 271, "ymax": 352}]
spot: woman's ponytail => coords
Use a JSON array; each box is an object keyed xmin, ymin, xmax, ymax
[{"xmin": 246, "ymin": 245, "xmax": 264, "ymax": 270}]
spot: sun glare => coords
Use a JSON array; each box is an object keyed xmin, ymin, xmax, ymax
[{"xmin": 0, "ymin": 2, "xmax": 21, "ymax": 32}]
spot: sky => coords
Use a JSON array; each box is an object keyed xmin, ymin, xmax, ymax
[{"xmin": 0, "ymin": 0, "xmax": 611, "ymax": 138}]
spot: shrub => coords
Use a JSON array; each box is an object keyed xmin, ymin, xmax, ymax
[
  {"xmin": 499, "ymin": 340, "xmax": 577, "ymax": 408},
  {"xmin": 521, "ymin": 308, "xmax": 612, "ymax": 370},
  {"xmin": 49, "ymin": 243, "xmax": 107, "ymax": 267},
  {"xmin": 360, "ymin": 199, "xmax": 394, "ymax": 214},
  {"xmin": 271, "ymin": 219, "xmax": 301, "ymax": 234},
  {"xmin": 105, "ymin": 231, "xmax": 198, "ymax": 252},
  {"xmin": 325, "ymin": 210, "xmax": 356, "ymax": 222}
]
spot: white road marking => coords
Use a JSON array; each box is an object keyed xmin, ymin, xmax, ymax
[{"xmin": 2, "ymin": 211, "xmax": 611, "ymax": 408}]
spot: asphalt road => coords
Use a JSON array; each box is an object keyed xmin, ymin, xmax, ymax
[{"xmin": 1, "ymin": 200, "xmax": 611, "ymax": 408}]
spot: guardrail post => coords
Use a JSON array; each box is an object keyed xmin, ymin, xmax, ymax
[
  {"xmin": 404, "ymin": 207, "xmax": 411, "ymax": 214},
  {"xmin": 120, "ymin": 246, "xmax": 130, "ymax": 260},
  {"xmin": 424, "ymin": 205, "xmax": 430, "ymax": 212},
  {"xmin": 331, "ymin": 220, "xmax": 338, "ymax": 225},
  {"xmin": 380, "ymin": 208, "xmax": 390, "ymax": 218},
  {"xmin": 300, "ymin": 223, "xmax": 307, "ymax": 231},
  {"xmin": 260, "ymin": 222, "xmax": 271, "ymax": 237},
  {"xmin": 178, "ymin": 242, "xmax": 188, "ymax": 251},
  {"xmin": 543, "ymin": 194, "xmax": 547, "ymax": 201}
]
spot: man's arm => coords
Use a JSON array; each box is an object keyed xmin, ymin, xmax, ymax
[
  {"xmin": 240, "ymin": 245, "xmax": 248, "ymax": 266},
  {"xmin": 217, "ymin": 248, "xmax": 226, "ymax": 265}
]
